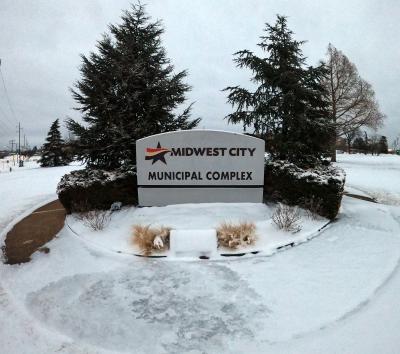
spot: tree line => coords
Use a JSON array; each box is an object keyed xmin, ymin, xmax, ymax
[
  {"xmin": 40, "ymin": 3, "xmax": 387, "ymax": 169},
  {"xmin": 337, "ymin": 130, "xmax": 388, "ymax": 155}
]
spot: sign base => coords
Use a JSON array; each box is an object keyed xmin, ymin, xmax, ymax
[{"xmin": 138, "ymin": 187, "xmax": 263, "ymax": 206}]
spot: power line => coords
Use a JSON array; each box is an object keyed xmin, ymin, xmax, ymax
[
  {"xmin": 0, "ymin": 59, "xmax": 24, "ymax": 153},
  {"xmin": 0, "ymin": 121, "xmax": 14, "ymax": 138},
  {"xmin": 0, "ymin": 61, "xmax": 19, "ymax": 124},
  {"xmin": 0, "ymin": 110, "xmax": 14, "ymax": 138},
  {"xmin": 0, "ymin": 103, "xmax": 15, "ymax": 128},
  {"xmin": 0, "ymin": 83, "xmax": 16, "ymax": 134},
  {"xmin": 0, "ymin": 120, "xmax": 12, "ymax": 136}
]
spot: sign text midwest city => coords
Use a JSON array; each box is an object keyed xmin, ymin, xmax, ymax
[{"xmin": 163, "ymin": 146, "xmax": 256, "ymax": 157}]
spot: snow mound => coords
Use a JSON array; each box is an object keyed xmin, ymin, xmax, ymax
[{"xmin": 170, "ymin": 229, "xmax": 218, "ymax": 258}]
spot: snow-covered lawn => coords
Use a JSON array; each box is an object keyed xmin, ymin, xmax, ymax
[
  {"xmin": 1, "ymin": 155, "xmax": 400, "ymax": 353},
  {"xmin": 0, "ymin": 160, "xmax": 86, "ymax": 353},
  {"xmin": 337, "ymin": 153, "xmax": 400, "ymax": 204},
  {"xmin": 0, "ymin": 159, "xmax": 84, "ymax": 232}
]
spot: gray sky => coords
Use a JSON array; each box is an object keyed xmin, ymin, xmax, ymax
[{"xmin": 0, "ymin": 0, "xmax": 399, "ymax": 149}]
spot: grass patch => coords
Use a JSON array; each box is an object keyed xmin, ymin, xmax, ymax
[
  {"xmin": 216, "ymin": 222, "xmax": 256, "ymax": 249},
  {"xmin": 132, "ymin": 225, "xmax": 171, "ymax": 256}
]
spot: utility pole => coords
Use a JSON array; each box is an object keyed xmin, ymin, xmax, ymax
[
  {"xmin": 9, "ymin": 139, "xmax": 15, "ymax": 152},
  {"xmin": 17, "ymin": 122, "xmax": 23, "ymax": 166},
  {"xmin": 18, "ymin": 122, "xmax": 20, "ymax": 165},
  {"xmin": 9, "ymin": 139, "xmax": 15, "ymax": 166}
]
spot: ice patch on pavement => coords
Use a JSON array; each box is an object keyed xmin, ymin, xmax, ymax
[{"xmin": 26, "ymin": 262, "xmax": 268, "ymax": 353}]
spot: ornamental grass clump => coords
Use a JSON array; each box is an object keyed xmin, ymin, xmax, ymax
[
  {"xmin": 132, "ymin": 225, "xmax": 171, "ymax": 256},
  {"xmin": 216, "ymin": 222, "xmax": 256, "ymax": 249},
  {"xmin": 76, "ymin": 210, "xmax": 111, "ymax": 231},
  {"xmin": 272, "ymin": 203, "xmax": 302, "ymax": 233}
]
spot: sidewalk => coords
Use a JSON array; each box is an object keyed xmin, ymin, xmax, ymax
[{"xmin": 2, "ymin": 200, "xmax": 66, "ymax": 264}]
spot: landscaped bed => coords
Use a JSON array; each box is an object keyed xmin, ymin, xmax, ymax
[{"xmin": 66, "ymin": 202, "xmax": 329, "ymax": 259}]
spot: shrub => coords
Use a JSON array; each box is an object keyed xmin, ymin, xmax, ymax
[
  {"xmin": 132, "ymin": 225, "xmax": 171, "ymax": 256},
  {"xmin": 57, "ymin": 167, "xmax": 138, "ymax": 213},
  {"xmin": 302, "ymin": 196, "xmax": 324, "ymax": 220},
  {"xmin": 264, "ymin": 160, "xmax": 345, "ymax": 220},
  {"xmin": 77, "ymin": 210, "xmax": 111, "ymax": 231},
  {"xmin": 216, "ymin": 222, "xmax": 256, "ymax": 249},
  {"xmin": 272, "ymin": 203, "xmax": 302, "ymax": 233}
]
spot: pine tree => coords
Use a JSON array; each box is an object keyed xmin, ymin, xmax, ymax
[
  {"xmin": 40, "ymin": 119, "xmax": 69, "ymax": 167},
  {"xmin": 224, "ymin": 15, "xmax": 333, "ymax": 167},
  {"xmin": 353, "ymin": 136, "xmax": 368, "ymax": 152},
  {"xmin": 67, "ymin": 3, "xmax": 200, "ymax": 170},
  {"xmin": 379, "ymin": 135, "xmax": 388, "ymax": 154}
]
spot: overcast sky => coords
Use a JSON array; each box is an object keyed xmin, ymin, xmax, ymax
[{"xmin": 0, "ymin": 0, "xmax": 399, "ymax": 149}]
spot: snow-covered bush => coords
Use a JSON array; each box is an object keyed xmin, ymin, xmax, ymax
[
  {"xmin": 302, "ymin": 196, "xmax": 324, "ymax": 220},
  {"xmin": 76, "ymin": 210, "xmax": 111, "ymax": 231},
  {"xmin": 132, "ymin": 225, "xmax": 171, "ymax": 256},
  {"xmin": 264, "ymin": 160, "xmax": 345, "ymax": 219},
  {"xmin": 272, "ymin": 203, "xmax": 302, "ymax": 233},
  {"xmin": 57, "ymin": 167, "xmax": 137, "ymax": 213},
  {"xmin": 216, "ymin": 222, "xmax": 256, "ymax": 249}
]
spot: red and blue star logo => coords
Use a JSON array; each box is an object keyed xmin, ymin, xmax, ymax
[{"xmin": 145, "ymin": 142, "xmax": 171, "ymax": 165}]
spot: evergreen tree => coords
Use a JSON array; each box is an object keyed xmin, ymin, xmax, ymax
[
  {"xmin": 224, "ymin": 15, "xmax": 332, "ymax": 167},
  {"xmin": 40, "ymin": 119, "xmax": 69, "ymax": 167},
  {"xmin": 25, "ymin": 145, "xmax": 38, "ymax": 159},
  {"xmin": 379, "ymin": 135, "xmax": 388, "ymax": 154},
  {"xmin": 353, "ymin": 136, "xmax": 368, "ymax": 153},
  {"xmin": 67, "ymin": 3, "xmax": 200, "ymax": 170}
]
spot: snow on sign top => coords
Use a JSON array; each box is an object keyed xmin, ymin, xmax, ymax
[{"xmin": 136, "ymin": 130, "xmax": 265, "ymax": 206}]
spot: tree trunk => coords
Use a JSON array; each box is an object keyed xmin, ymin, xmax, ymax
[
  {"xmin": 331, "ymin": 132, "xmax": 337, "ymax": 162},
  {"xmin": 331, "ymin": 147, "xmax": 337, "ymax": 162}
]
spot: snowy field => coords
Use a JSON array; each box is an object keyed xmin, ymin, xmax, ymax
[
  {"xmin": 1, "ymin": 155, "xmax": 400, "ymax": 353},
  {"xmin": 336, "ymin": 153, "xmax": 400, "ymax": 204},
  {"xmin": 0, "ymin": 158, "xmax": 84, "ymax": 232}
]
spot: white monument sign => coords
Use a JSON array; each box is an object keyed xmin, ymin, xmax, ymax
[{"xmin": 136, "ymin": 130, "xmax": 265, "ymax": 206}]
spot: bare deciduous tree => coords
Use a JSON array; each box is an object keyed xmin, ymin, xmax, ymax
[
  {"xmin": 324, "ymin": 44, "xmax": 385, "ymax": 161},
  {"xmin": 344, "ymin": 129, "xmax": 359, "ymax": 153},
  {"xmin": 392, "ymin": 136, "xmax": 399, "ymax": 151}
]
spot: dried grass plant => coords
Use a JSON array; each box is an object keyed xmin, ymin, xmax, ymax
[
  {"xmin": 132, "ymin": 225, "xmax": 171, "ymax": 256},
  {"xmin": 216, "ymin": 222, "xmax": 257, "ymax": 249},
  {"xmin": 78, "ymin": 210, "xmax": 111, "ymax": 231},
  {"xmin": 272, "ymin": 203, "xmax": 302, "ymax": 233}
]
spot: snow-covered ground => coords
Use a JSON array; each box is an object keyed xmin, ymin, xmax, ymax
[
  {"xmin": 0, "ymin": 155, "xmax": 40, "ymax": 173},
  {"xmin": 68, "ymin": 203, "xmax": 326, "ymax": 259},
  {"xmin": 337, "ymin": 153, "xmax": 400, "ymax": 204},
  {"xmin": 1, "ymin": 155, "xmax": 400, "ymax": 353},
  {"xmin": 0, "ymin": 158, "xmax": 84, "ymax": 232}
]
